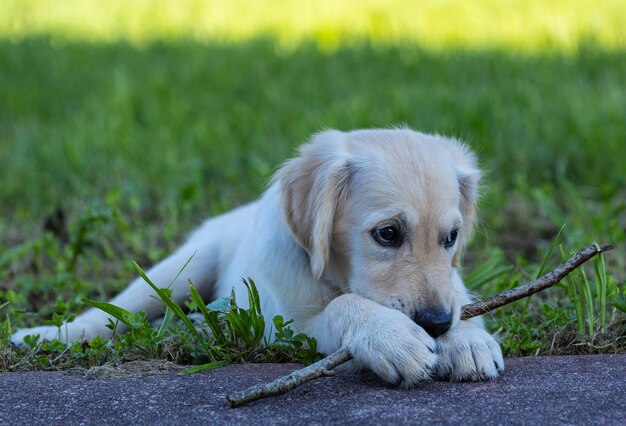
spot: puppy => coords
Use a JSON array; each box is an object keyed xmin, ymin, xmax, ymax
[{"xmin": 12, "ymin": 128, "xmax": 504, "ymax": 385}]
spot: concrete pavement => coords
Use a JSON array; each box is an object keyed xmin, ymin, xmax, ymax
[{"xmin": 0, "ymin": 354, "xmax": 624, "ymax": 425}]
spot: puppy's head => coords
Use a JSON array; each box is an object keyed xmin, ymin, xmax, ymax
[{"xmin": 277, "ymin": 128, "xmax": 480, "ymax": 337}]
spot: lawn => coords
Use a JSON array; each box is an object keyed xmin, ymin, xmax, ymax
[{"xmin": 0, "ymin": 0, "xmax": 624, "ymax": 370}]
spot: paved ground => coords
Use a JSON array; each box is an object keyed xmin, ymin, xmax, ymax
[{"xmin": 1, "ymin": 354, "xmax": 624, "ymax": 425}]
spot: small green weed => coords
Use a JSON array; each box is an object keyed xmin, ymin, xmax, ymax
[{"xmin": 272, "ymin": 315, "xmax": 323, "ymax": 365}]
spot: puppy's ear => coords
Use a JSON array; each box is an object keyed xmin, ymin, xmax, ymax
[
  {"xmin": 276, "ymin": 130, "xmax": 351, "ymax": 280},
  {"xmin": 449, "ymin": 141, "xmax": 481, "ymax": 267}
]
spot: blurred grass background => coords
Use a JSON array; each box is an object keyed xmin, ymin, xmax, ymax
[
  {"xmin": 0, "ymin": 0, "xmax": 624, "ymax": 356},
  {"xmin": 2, "ymin": 0, "xmax": 625, "ymax": 51}
]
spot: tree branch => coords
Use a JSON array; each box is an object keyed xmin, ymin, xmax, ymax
[{"xmin": 226, "ymin": 243, "xmax": 612, "ymax": 408}]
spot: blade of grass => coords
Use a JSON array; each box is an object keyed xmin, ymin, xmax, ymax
[
  {"xmin": 189, "ymin": 280, "xmax": 227, "ymax": 344},
  {"xmin": 167, "ymin": 253, "xmax": 196, "ymax": 289},
  {"xmin": 156, "ymin": 306, "xmax": 175, "ymax": 339},
  {"xmin": 579, "ymin": 267, "xmax": 595, "ymax": 336},
  {"xmin": 243, "ymin": 279, "xmax": 265, "ymax": 346},
  {"xmin": 224, "ymin": 288, "xmax": 251, "ymax": 343},
  {"xmin": 226, "ymin": 308, "xmax": 250, "ymax": 343},
  {"xmin": 593, "ymin": 246, "xmax": 607, "ymax": 334},
  {"xmin": 244, "ymin": 279, "xmax": 262, "ymax": 315},
  {"xmin": 180, "ymin": 346, "xmax": 256, "ymax": 375},
  {"xmin": 82, "ymin": 299, "xmax": 140, "ymax": 329},
  {"xmin": 522, "ymin": 226, "xmax": 566, "ymax": 312},
  {"xmin": 536, "ymin": 224, "xmax": 566, "ymax": 279},
  {"xmin": 560, "ymin": 246, "xmax": 585, "ymax": 334},
  {"xmin": 132, "ymin": 260, "xmax": 211, "ymax": 355},
  {"xmin": 180, "ymin": 359, "xmax": 230, "ymax": 375}
]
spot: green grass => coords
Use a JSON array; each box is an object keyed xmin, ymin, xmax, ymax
[
  {"xmin": 2, "ymin": 272, "xmax": 320, "ymax": 372},
  {"xmin": 0, "ymin": 1, "xmax": 625, "ymax": 370}
]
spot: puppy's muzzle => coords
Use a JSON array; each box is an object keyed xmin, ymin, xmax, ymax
[{"xmin": 414, "ymin": 308, "xmax": 452, "ymax": 338}]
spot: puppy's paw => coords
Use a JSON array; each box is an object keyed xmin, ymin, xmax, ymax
[
  {"xmin": 11, "ymin": 322, "xmax": 106, "ymax": 347},
  {"xmin": 435, "ymin": 324, "xmax": 504, "ymax": 381},
  {"xmin": 349, "ymin": 308, "xmax": 438, "ymax": 387}
]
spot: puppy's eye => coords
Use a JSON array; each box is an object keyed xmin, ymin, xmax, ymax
[
  {"xmin": 444, "ymin": 229, "xmax": 458, "ymax": 249},
  {"xmin": 373, "ymin": 226, "xmax": 403, "ymax": 247}
]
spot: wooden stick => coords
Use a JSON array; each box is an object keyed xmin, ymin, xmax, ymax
[
  {"xmin": 226, "ymin": 243, "xmax": 612, "ymax": 408},
  {"xmin": 460, "ymin": 244, "xmax": 613, "ymax": 319},
  {"xmin": 226, "ymin": 350, "xmax": 352, "ymax": 408}
]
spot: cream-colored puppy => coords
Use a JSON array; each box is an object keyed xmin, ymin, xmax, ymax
[{"xmin": 12, "ymin": 128, "xmax": 503, "ymax": 385}]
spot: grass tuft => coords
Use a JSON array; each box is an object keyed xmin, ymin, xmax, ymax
[{"xmin": 1, "ymin": 268, "xmax": 322, "ymax": 372}]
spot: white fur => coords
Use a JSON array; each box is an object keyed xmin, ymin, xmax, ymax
[{"xmin": 12, "ymin": 128, "xmax": 504, "ymax": 385}]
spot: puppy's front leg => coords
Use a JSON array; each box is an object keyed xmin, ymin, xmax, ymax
[
  {"xmin": 302, "ymin": 293, "xmax": 438, "ymax": 387},
  {"xmin": 434, "ymin": 316, "xmax": 504, "ymax": 381}
]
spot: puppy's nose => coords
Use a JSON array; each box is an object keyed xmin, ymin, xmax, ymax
[{"xmin": 414, "ymin": 308, "xmax": 452, "ymax": 338}]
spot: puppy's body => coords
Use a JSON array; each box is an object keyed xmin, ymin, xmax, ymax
[{"xmin": 13, "ymin": 128, "xmax": 504, "ymax": 385}]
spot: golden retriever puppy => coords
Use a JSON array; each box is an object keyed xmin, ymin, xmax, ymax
[{"xmin": 12, "ymin": 128, "xmax": 504, "ymax": 385}]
